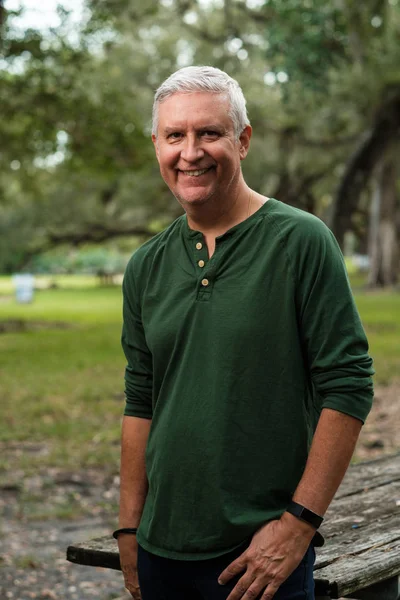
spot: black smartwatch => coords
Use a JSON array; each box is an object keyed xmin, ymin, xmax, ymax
[{"xmin": 285, "ymin": 501, "xmax": 324, "ymax": 530}]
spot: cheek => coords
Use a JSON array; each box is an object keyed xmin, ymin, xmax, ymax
[{"xmin": 158, "ymin": 149, "xmax": 178, "ymax": 171}]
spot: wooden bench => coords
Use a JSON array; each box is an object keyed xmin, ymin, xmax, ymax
[{"xmin": 67, "ymin": 453, "xmax": 400, "ymax": 599}]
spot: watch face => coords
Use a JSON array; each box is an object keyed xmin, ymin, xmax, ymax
[{"xmin": 301, "ymin": 508, "xmax": 317, "ymax": 526}]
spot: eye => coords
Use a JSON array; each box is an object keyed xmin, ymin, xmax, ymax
[
  {"xmin": 167, "ymin": 132, "xmax": 183, "ymax": 140},
  {"xmin": 201, "ymin": 130, "xmax": 219, "ymax": 138}
]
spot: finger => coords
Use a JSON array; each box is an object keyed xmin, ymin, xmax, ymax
[
  {"xmin": 125, "ymin": 581, "xmax": 141, "ymax": 599},
  {"xmin": 241, "ymin": 580, "xmax": 269, "ymax": 600},
  {"xmin": 225, "ymin": 573, "xmax": 257, "ymax": 600},
  {"xmin": 125, "ymin": 583, "xmax": 141, "ymax": 600},
  {"xmin": 218, "ymin": 554, "xmax": 247, "ymax": 584},
  {"xmin": 261, "ymin": 582, "xmax": 280, "ymax": 600}
]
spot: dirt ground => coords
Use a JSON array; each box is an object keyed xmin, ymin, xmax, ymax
[
  {"xmin": 0, "ymin": 381, "xmax": 399, "ymax": 600},
  {"xmin": 354, "ymin": 380, "xmax": 400, "ymax": 460}
]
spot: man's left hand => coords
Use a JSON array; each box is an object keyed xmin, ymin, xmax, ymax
[{"xmin": 218, "ymin": 513, "xmax": 315, "ymax": 600}]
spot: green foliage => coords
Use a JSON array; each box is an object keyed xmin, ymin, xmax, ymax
[
  {"xmin": 0, "ymin": 0, "xmax": 400, "ymax": 271},
  {"xmin": 264, "ymin": 0, "xmax": 348, "ymax": 90},
  {"xmin": 29, "ymin": 245, "xmax": 129, "ymax": 274}
]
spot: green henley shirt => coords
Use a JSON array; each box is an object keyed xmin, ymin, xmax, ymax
[{"xmin": 121, "ymin": 198, "xmax": 374, "ymax": 560}]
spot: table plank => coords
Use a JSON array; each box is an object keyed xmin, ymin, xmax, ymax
[
  {"xmin": 316, "ymin": 513, "xmax": 400, "ymax": 569},
  {"xmin": 333, "ymin": 453, "xmax": 400, "ymax": 499},
  {"xmin": 316, "ymin": 479, "xmax": 400, "ymax": 563},
  {"xmin": 67, "ymin": 536, "xmax": 121, "ymax": 571},
  {"xmin": 315, "ymin": 538, "xmax": 400, "ymax": 598}
]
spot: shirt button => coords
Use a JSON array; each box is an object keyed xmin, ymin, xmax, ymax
[
  {"xmin": 196, "ymin": 242, "xmax": 203, "ymax": 250},
  {"xmin": 201, "ymin": 278, "xmax": 209, "ymax": 287},
  {"xmin": 198, "ymin": 260, "xmax": 205, "ymax": 268}
]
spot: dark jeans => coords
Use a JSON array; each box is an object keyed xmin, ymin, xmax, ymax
[{"xmin": 137, "ymin": 540, "xmax": 315, "ymax": 600}]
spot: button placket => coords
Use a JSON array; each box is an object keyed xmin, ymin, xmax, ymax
[
  {"xmin": 193, "ymin": 237, "xmax": 208, "ymax": 270},
  {"xmin": 197, "ymin": 263, "xmax": 215, "ymax": 299},
  {"xmin": 192, "ymin": 235, "xmax": 213, "ymax": 301}
]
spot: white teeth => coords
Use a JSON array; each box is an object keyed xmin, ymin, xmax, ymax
[{"xmin": 182, "ymin": 168, "xmax": 210, "ymax": 177}]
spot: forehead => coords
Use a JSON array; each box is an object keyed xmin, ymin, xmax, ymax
[{"xmin": 157, "ymin": 91, "xmax": 234, "ymax": 131}]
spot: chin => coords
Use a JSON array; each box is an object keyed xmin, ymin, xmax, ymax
[{"xmin": 175, "ymin": 188, "xmax": 215, "ymax": 206}]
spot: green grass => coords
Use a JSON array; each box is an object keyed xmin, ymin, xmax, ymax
[
  {"xmin": 0, "ymin": 284, "xmax": 124, "ymax": 473},
  {"xmin": 0, "ymin": 273, "xmax": 101, "ymax": 295},
  {"xmin": 0, "ymin": 286, "xmax": 122, "ymax": 324},
  {"xmin": 0, "ymin": 275, "xmax": 399, "ymax": 476},
  {"xmin": 353, "ymin": 290, "xmax": 400, "ymax": 384}
]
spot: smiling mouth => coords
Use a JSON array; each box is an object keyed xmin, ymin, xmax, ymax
[{"xmin": 179, "ymin": 167, "xmax": 214, "ymax": 177}]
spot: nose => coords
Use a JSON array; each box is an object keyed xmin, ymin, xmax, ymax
[{"xmin": 180, "ymin": 135, "xmax": 205, "ymax": 163}]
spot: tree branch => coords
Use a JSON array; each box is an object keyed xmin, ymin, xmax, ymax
[
  {"xmin": 0, "ymin": 0, "xmax": 5, "ymax": 30},
  {"xmin": 47, "ymin": 223, "xmax": 155, "ymax": 246},
  {"xmin": 17, "ymin": 223, "xmax": 156, "ymax": 269},
  {"xmin": 272, "ymin": 164, "xmax": 335, "ymax": 209},
  {"xmin": 260, "ymin": 123, "xmax": 361, "ymax": 149}
]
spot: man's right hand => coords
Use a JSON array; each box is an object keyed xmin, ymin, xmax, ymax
[{"xmin": 118, "ymin": 534, "xmax": 141, "ymax": 599}]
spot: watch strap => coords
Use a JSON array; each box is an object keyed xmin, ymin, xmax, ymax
[{"xmin": 286, "ymin": 501, "xmax": 324, "ymax": 530}]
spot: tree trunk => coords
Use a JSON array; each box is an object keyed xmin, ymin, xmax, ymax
[
  {"xmin": 368, "ymin": 153, "xmax": 399, "ymax": 287},
  {"xmin": 330, "ymin": 90, "xmax": 400, "ymax": 250}
]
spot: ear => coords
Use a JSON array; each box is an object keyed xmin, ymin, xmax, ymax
[
  {"xmin": 238, "ymin": 125, "xmax": 252, "ymax": 160},
  {"xmin": 152, "ymin": 134, "xmax": 160, "ymax": 161}
]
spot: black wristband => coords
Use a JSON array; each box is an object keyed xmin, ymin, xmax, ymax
[
  {"xmin": 112, "ymin": 527, "xmax": 138, "ymax": 540},
  {"xmin": 285, "ymin": 501, "xmax": 324, "ymax": 530}
]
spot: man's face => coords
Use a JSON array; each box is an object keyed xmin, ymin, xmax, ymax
[{"xmin": 152, "ymin": 92, "xmax": 251, "ymax": 208}]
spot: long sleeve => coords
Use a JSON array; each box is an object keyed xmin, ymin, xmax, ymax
[
  {"xmin": 121, "ymin": 259, "xmax": 153, "ymax": 419},
  {"xmin": 293, "ymin": 219, "xmax": 374, "ymax": 423}
]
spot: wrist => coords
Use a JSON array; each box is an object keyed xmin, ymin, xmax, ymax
[{"xmin": 281, "ymin": 510, "xmax": 316, "ymax": 539}]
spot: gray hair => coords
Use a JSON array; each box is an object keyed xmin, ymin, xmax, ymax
[{"xmin": 152, "ymin": 66, "xmax": 250, "ymax": 139}]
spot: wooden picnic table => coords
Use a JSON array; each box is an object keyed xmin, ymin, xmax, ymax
[{"xmin": 67, "ymin": 453, "xmax": 400, "ymax": 599}]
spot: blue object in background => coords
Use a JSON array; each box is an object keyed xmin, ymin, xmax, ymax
[{"xmin": 13, "ymin": 274, "xmax": 35, "ymax": 303}]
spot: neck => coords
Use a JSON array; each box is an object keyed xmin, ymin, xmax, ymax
[{"xmin": 185, "ymin": 185, "xmax": 256, "ymax": 237}]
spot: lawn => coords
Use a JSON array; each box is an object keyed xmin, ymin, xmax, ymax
[
  {"xmin": 0, "ymin": 284, "xmax": 125, "ymax": 474},
  {"xmin": 0, "ymin": 275, "xmax": 399, "ymax": 476},
  {"xmin": 354, "ymin": 291, "xmax": 400, "ymax": 385}
]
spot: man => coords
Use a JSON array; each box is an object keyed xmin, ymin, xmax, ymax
[{"xmin": 116, "ymin": 66, "xmax": 374, "ymax": 600}]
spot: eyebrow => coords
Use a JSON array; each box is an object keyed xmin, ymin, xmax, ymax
[
  {"xmin": 163, "ymin": 127, "xmax": 180, "ymax": 135},
  {"xmin": 163, "ymin": 125, "xmax": 225, "ymax": 135}
]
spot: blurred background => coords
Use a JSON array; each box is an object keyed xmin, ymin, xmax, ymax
[{"xmin": 0, "ymin": 0, "xmax": 399, "ymax": 598}]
